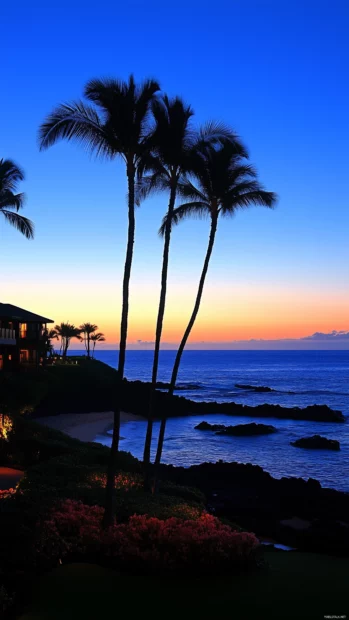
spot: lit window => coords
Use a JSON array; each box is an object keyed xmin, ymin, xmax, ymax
[{"xmin": 20, "ymin": 350, "xmax": 29, "ymax": 363}]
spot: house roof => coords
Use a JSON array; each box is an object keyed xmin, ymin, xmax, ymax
[{"xmin": 0, "ymin": 303, "xmax": 54, "ymax": 324}]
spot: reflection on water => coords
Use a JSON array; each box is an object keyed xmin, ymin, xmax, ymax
[{"xmin": 95, "ymin": 412, "xmax": 349, "ymax": 492}]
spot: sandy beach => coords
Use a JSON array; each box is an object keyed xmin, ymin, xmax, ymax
[{"xmin": 36, "ymin": 411, "xmax": 144, "ymax": 443}]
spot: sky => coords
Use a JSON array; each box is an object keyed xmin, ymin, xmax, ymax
[{"xmin": 2, "ymin": 0, "xmax": 349, "ymax": 349}]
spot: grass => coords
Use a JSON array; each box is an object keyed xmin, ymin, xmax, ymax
[{"xmin": 20, "ymin": 552, "xmax": 349, "ymax": 620}]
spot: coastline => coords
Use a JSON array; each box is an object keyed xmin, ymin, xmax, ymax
[{"xmin": 36, "ymin": 411, "xmax": 144, "ymax": 443}]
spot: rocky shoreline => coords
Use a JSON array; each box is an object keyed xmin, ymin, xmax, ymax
[
  {"xmin": 158, "ymin": 460, "xmax": 349, "ymax": 556},
  {"xmin": 120, "ymin": 379, "xmax": 345, "ymax": 423}
]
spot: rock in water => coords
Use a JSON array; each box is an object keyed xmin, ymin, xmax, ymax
[
  {"xmin": 194, "ymin": 421, "xmax": 225, "ymax": 431},
  {"xmin": 235, "ymin": 384, "xmax": 274, "ymax": 392},
  {"xmin": 216, "ymin": 423, "xmax": 277, "ymax": 436},
  {"xmin": 290, "ymin": 435, "xmax": 340, "ymax": 451}
]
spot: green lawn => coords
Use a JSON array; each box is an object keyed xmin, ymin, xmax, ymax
[{"xmin": 20, "ymin": 552, "xmax": 349, "ymax": 620}]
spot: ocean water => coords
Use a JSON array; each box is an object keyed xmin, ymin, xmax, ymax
[{"xmin": 70, "ymin": 350, "xmax": 349, "ymax": 491}]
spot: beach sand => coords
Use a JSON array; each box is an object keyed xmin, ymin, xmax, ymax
[{"xmin": 36, "ymin": 411, "xmax": 143, "ymax": 443}]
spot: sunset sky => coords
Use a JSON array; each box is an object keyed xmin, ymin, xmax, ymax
[{"xmin": 2, "ymin": 0, "xmax": 349, "ymax": 349}]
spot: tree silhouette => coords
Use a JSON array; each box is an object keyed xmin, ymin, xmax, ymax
[
  {"xmin": 39, "ymin": 74, "xmax": 160, "ymax": 526},
  {"xmin": 90, "ymin": 332, "xmax": 106, "ymax": 358},
  {"xmin": 137, "ymin": 97, "xmax": 244, "ymax": 472},
  {"xmin": 154, "ymin": 142, "xmax": 277, "ymax": 468},
  {"xmin": 54, "ymin": 323, "xmax": 82, "ymax": 359},
  {"xmin": 80, "ymin": 323, "xmax": 98, "ymax": 359},
  {"xmin": 0, "ymin": 158, "xmax": 34, "ymax": 239}
]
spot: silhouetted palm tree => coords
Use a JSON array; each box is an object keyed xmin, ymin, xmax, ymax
[
  {"xmin": 54, "ymin": 323, "xmax": 82, "ymax": 359},
  {"xmin": 154, "ymin": 142, "xmax": 277, "ymax": 468},
  {"xmin": 91, "ymin": 332, "xmax": 106, "ymax": 358},
  {"xmin": 39, "ymin": 75, "xmax": 160, "ymax": 526},
  {"xmin": 0, "ymin": 159, "xmax": 34, "ymax": 239},
  {"xmin": 43, "ymin": 328, "xmax": 58, "ymax": 360},
  {"xmin": 80, "ymin": 322, "xmax": 98, "ymax": 359},
  {"xmin": 137, "ymin": 98, "xmax": 245, "ymax": 470}
]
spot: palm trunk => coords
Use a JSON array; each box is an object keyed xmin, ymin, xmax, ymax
[
  {"xmin": 87, "ymin": 335, "xmax": 90, "ymax": 360},
  {"xmin": 143, "ymin": 183, "xmax": 177, "ymax": 471},
  {"xmin": 154, "ymin": 214, "xmax": 218, "ymax": 470},
  {"xmin": 103, "ymin": 161, "xmax": 135, "ymax": 528},
  {"xmin": 63, "ymin": 339, "xmax": 69, "ymax": 359}
]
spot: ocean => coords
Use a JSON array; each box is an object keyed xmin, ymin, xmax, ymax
[{"xmin": 70, "ymin": 350, "xmax": 349, "ymax": 491}]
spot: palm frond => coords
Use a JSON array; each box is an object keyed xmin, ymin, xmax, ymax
[
  {"xmin": 176, "ymin": 178, "xmax": 207, "ymax": 203},
  {"xmin": 0, "ymin": 210, "xmax": 34, "ymax": 238},
  {"xmin": 222, "ymin": 186, "xmax": 277, "ymax": 213},
  {"xmin": 0, "ymin": 159, "xmax": 25, "ymax": 192},
  {"xmin": 135, "ymin": 173, "xmax": 170, "ymax": 206},
  {"xmin": 158, "ymin": 201, "xmax": 210, "ymax": 236},
  {"xmin": 85, "ymin": 75, "xmax": 160, "ymax": 160},
  {"xmin": 91, "ymin": 332, "xmax": 106, "ymax": 342},
  {"xmin": 80, "ymin": 322, "xmax": 98, "ymax": 334},
  {"xmin": 0, "ymin": 191, "xmax": 25, "ymax": 211},
  {"xmin": 197, "ymin": 121, "xmax": 248, "ymax": 157},
  {"xmin": 39, "ymin": 101, "xmax": 109, "ymax": 156},
  {"xmin": 136, "ymin": 152, "xmax": 167, "ymax": 181}
]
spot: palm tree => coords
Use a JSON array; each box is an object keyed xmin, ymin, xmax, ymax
[
  {"xmin": 154, "ymin": 142, "xmax": 277, "ymax": 468},
  {"xmin": 54, "ymin": 322, "xmax": 82, "ymax": 359},
  {"xmin": 137, "ymin": 97, "xmax": 245, "ymax": 470},
  {"xmin": 39, "ymin": 75, "xmax": 160, "ymax": 526},
  {"xmin": 43, "ymin": 328, "xmax": 58, "ymax": 360},
  {"xmin": 0, "ymin": 159, "xmax": 34, "ymax": 239},
  {"xmin": 91, "ymin": 332, "xmax": 106, "ymax": 358},
  {"xmin": 80, "ymin": 323, "xmax": 98, "ymax": 359}
]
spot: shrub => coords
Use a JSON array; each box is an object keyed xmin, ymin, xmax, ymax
[
  {"xmin": 0, "ymin": 585, "xmax": 13, "ymax": 616},
  {"xmin": 36, "ymin": 499, "xmax": 259, "ymax": 575},
  {"xmin": 159, "ymin": 481, "xmax": 206, "ymax": 504}
]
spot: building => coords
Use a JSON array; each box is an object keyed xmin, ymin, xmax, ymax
[{"xmin": 0, "ymin": 303, "xmax": 54, "ymax": 371}]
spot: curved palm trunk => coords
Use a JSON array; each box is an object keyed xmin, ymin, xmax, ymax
[
  {"xmin": 87, "ymin": 335, "xmax": 91, "ymax": 359},
  {"xmin": 154, "ymin": 214, "xmax": 218, "ymax": 470},
  {"xmin": 143, "ymin": 183, "xmax": 177, "ymax": 470},
  {"xmin": 103, "ymin": 162, "xmax": 135, "ymax": 528}
]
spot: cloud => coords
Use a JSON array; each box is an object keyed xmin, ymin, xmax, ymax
[{"xmin": 301, "ymin": 330, "xmax": 349, "ymax": 340}]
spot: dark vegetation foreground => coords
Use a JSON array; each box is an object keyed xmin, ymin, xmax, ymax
[
  {"xmin": 0, "ymin": 361, "xmax": 348, "ymax": 618},
  {"xmin": 20, "ymin": 554, "xmax": 349, "ymax": 620}
]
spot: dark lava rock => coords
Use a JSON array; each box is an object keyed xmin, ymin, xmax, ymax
[
  {"xmin": 158, "ymin": 460, "xmax": 349, "ymax": 557},
  {"xmin": 216, "ymin": 423, "xmax": 277, "ymax": 436},
  {"xmin": 235, "ymin": 384, "xmax": 274, "ymax": 392},
  {"xmin": 194, "ymin": 421, "xmax": 225, "ymax": 431},
  {"xmin": 291, "ymin": 435, "xmax": 340, "ymax": 451},
  {"xmin": 118, "ymin": 380, "xmax": 345, "ymax": 423}
]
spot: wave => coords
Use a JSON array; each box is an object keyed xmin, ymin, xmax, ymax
[{"xmin": 180, "ymin": 385, "xmax": 349, "ymax": 398}]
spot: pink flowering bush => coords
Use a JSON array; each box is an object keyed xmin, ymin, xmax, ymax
[
  {"xmin": 37, "ymin": 499, "xmax": 259, "ymax": 574},
  {"xmin": 0, "ymin": 488, "xmax": 16, "ymax": 499}
]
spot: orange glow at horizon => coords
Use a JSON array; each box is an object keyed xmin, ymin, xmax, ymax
[{"xmin": 3, "ymin": 278, "xmax": 349, "ymax": 346}]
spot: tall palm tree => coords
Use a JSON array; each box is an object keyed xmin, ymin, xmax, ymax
[
  {"xmin": 0, "ymin": 159, "xmax": 34, "ymax": 239},
  {"xmin": 91, "ymin": 332, "xmax": 106, "ymax": 358},
  {"xmin": 39, "ymin": 75, "xmax": 160, "ymax": 526},
  {"xmin": 154, "ymin": 142, "xmax": 277, "ymax": 468},
  {"xmin": 54, "ymin": 322, "xmax": 82, "ymax": 359},
  {"xmin": 137, "ymin": 98, "xmax": 245, "ymax": 470},
  {"xmin": 80, "ymin": 322, "xmax": 98, "ymax": 359}
]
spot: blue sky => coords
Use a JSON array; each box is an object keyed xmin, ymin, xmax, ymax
[{"xmin": 2, "ymin": 0, "xmax": 349, "ymax": 347}]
